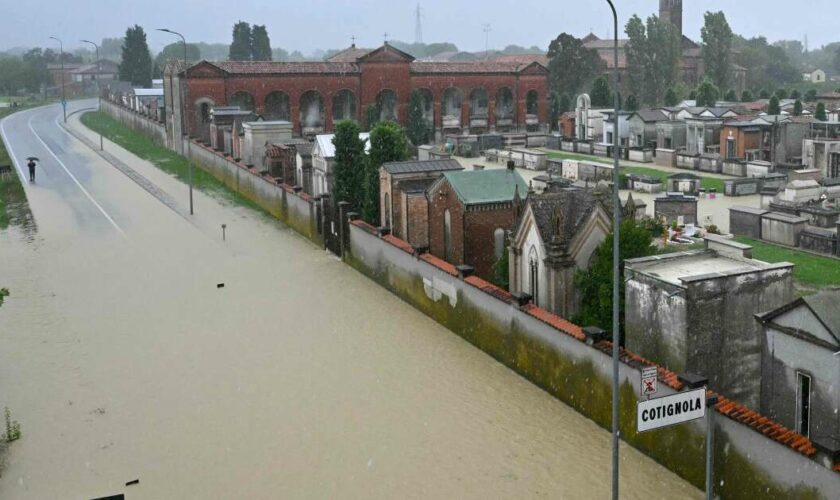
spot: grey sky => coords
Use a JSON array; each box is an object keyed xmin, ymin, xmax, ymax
[{"xmin": 1, "ymin": 0, "xmax": 835, "ymax": 54}]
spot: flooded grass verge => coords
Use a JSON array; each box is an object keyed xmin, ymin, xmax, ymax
[
  {"xmin": 79, "ymin": 111, "xmax": 271, "ymax": 218},
  {"xmin": 0, "ymin": 107, "xmax": 35, "ymax": 232}
]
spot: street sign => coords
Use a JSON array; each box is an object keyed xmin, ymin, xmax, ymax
[
  {"xmin": 637, "ymin": 387, "xmax": 706, "ymax": 432},
  {"xmin": 641, "ymin": 366, "xmax": 658, "ymax": 397}
]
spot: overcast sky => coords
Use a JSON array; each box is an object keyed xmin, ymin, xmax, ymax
[{"xmin": 2, "ymin": 0, "xmax": 836, "ymax": 54}]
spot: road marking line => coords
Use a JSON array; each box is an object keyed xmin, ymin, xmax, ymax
[
  {"xmin": 0, "ymin": 115, "xmax": 29, "ymax": 180},
  {"xmin": 27, "ymin": 113, "xmax": 126, "ymax": 236}
]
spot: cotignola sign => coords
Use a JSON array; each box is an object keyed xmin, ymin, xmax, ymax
[{"xmin": 637, "ymin": 387, "xmax": 707, "ymax": 432}]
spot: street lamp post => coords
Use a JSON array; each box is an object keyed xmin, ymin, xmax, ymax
[
  {"xmin": 49, "ymin": 36, "xmax": 67, "ymax": 122},
  {"xmin": 157, "ymin": 28, "xmax": 193, "ymax": 215},
  {"xmin": 605, "ymin": 2, "xmax": 622, "ymax": 500},
  {"xmin": 80, "ymin": 39, "xmax": 103, "ymax": 150}
]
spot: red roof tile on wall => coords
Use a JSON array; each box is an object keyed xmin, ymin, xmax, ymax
[
  {"xmin": 382, "ymin": 234, "xmax": 415, "ymax": 254},
  {"xmin": 212, "ymin": 61, "xmax": 360, "ymax": 75},
  {"xmin": 464, "ymin": 276, "xmax": 513, "ymax": 302},
  {"xmin": 520, "ymin": 304, "xmax": 586, "ymax": 341},
  {"xmin": 350, "ymin": 219, "xmax": 378, "ymax": 234},
  {"xmin": 419, "ymin": 253, "xmax": 459, "ymax": 276}
]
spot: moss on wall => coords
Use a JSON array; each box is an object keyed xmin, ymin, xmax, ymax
[{"xmin": 344, "ymin": 241, "xmax": 831, "ymax": 500}]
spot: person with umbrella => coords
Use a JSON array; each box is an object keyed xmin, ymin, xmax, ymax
[{"xmin": 26, "ymin": 157, "xmax": 39, "ymax": 182}]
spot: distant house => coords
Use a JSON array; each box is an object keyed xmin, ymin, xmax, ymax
[
  {"xmin": 69, "ymin": 59, "xmax": 118, "ymax": 84},
  {"xmin": 427, "ymin": 166, "xmax": 527, "ymax": 280},
  {"xmin": 508, "ymin": 184, "xmax": 611, "ymax": 317},
  {"xmin": 311, "ymin": 132, "xmax": 370, "ymax": 197},
  {"xmin": 379, "ymin": 159, "xmax": 464, "ymax": 248},
  {"xmin": 756, "ymin": 288, "xmax": 840, "ymax": 456},
  {"xmin": 802, "ymin": 69, "xmax": 826, "ymax": 84},
  {"xmin": 685, "ymin": 107, "xmax": 740, "ymax": 155}
]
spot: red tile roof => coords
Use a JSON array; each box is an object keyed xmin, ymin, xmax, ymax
[
  {"xmin": 325, "ymin": 46, "xmax": 373, "ymax": 62},
  {"xmin": 410, "ymin": 61, "xmax": 539, "ymax": 74},
  {"xmin": 212, "ymin": 61, "xmax": 359, "ymax": 75},
  {"xmin": 419, "ymin": 253, "xmax": 459, "ymax": 276},
  {"xmin": 382, "ymin": 234, "xmax": 415, "ymax": 254},
  {"xmin": 464, "ymin": 275, "xmax": 513, "ymax": 302},
  {"xmin": 521, "ymin": 304, "xmax": 586, "ymax": 341},
  {"xmin": 493, "ymin": 54, "xmax": 550, "ymax": 66},
  {"xmin": 350, "ymin": 219, "xmax": 378, "ymax": 234}
]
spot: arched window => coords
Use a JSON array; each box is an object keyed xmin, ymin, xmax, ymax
[
  {"xmin": 199, "ymin": 102, "xmax": 211, "ymax": 124},
  {"xmin": 443, "ymin": 87, "xmax": 462, "ymax": 121},
  {"xmin": 332, "ymin": 89, "xmax": 357, "ymax": 123},
  {"xmin": 377, "ymin": 89, "xmax": 397, "ymax": 122},
  {"xmin": 528, "ymin": 246, "xmax": 539, "ymax": 304},
  {"xmin": 265, "ymin": 91, "xmax": 290, "ymax": 121},
  {"xmin": 469, "ymin": 88, "xmax": 488, "ymax": 118},
  {"xmin": 300, "ymin": 90, "xmax": 325, "ymax": 132},
  {"xmin": 444, "ymin": 209, "xmax": 452, "ymax": 262},
  {"xmin": 230, "ymin": 91, "xmax": 255, "ymax": 112},
  {"xmin": 496, "ymin": 88, "xmax": 514, "ymax": 119},
  {"xmin": 526, "ymin": 90, "xmax": 539, "ymax": 116},
  {"xmin": 417, "ymin": 88, "xmax": 434, "ymax": 126},
  {"xmin": 493, "ymin": 228, "xmax": 505, "ymax": 259}
]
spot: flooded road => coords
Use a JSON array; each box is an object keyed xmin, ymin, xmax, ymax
[{"xmin": 0, "ymin": 102, "xmax": 701, "ymax": 499}]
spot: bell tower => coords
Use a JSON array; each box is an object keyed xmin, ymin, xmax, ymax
[{"xmin": 659, "ymin": 0, "xmax": 683, "ymax": 40}]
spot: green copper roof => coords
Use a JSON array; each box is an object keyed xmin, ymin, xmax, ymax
[{"xmin": 442, "ymin": 169, "xmax": 528, "ymax": 205}]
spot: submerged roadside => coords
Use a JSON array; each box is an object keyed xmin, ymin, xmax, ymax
[{"xmin": 0, "ymin": 105, "xmax": 36, "ymax": 231}]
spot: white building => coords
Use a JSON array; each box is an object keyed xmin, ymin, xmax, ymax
[{"xmin": 311, "ymin": 132, "xmax": 370, "ymax": 197}]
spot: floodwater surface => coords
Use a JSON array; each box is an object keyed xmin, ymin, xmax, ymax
[{"xmin": 0, "ymin": 104, "xmax": 701, "ymax": 499}]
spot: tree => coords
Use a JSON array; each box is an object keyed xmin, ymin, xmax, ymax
[
  {"xmin": 688, "ymin": 89, "xmax": 698, "ymax": 100},
  {"xmin": 251, "ymin": 25, "xmax": 272, "ymax": 61},
  {"xmin": 0, "ymin": 288, "xmax": 8, "ymax": 308},
  {"xmin": 573, "ymin": 219, "xmax": 655, "ymax": 336},
  {"xmin": 546, "ymin": 33, "xmax": 604, "ymax": 98},
  {"xmin": 625, "ymin": 95, "xmax": 639, "ymax": 112},
  {"xmin": 118, "ymin": 25, "xmax": 152, "ymax": 87},
  {"xmin": 834, "ymin": 46, "xmax": 840, "ymax": 74},
  {"xmin": 491, "ymin": 246, "xmax": 510, "ymax": 290},
  {"xmin": 664, "ymin": 87, "xmax": 679, "ymax": 106},
  {"xmin": 153, "ymin": 42, "xmax": 200, "ymax": 78},
  {"xmin": 790, "ymin": 89, "xmax": 801, "ymax": 100},
  {"xmin": 816, "ymin": 102, "xmax": 827, "ymax": 121},
  {"xmin": 734, "ymin": 36, "xmax": 800, "ymax": 92},
  {"xmin": 724, "ymin": 89, "xmax": 738, "ymax": 101},
  {"xmin": 590, "ymin": 76, "xmax": 611, "ymax": 107},
  {"xmin": 775, "ymin": 88, "xmax": 788, "ymax": 100},
  {"xmin": 364, "ymin": 122, "xmax": 409, "ymax": 223},
  {"xmin": 695, "ymin": 79, "xmax": 720, "ymax": 107},
  {"xmin": 406, "ymin": 90, "xmax": 429, "ymax": 145},
  {"xmin": 805, "ymin": 89, "xmax": 818, "ymax": 102},
  {"xmin": 365, "ymin": 104, "xmax": 380, "ymax": 131},
  {"xmin": 228, "ymin": 21, "xmax": 252, "ymax": 61},
  {"xmin": 624, "ymin": 14, "xmax": 681, "ymax": 106},
  {"xmin": 793, "ymin": 99, "xmax": 803, "ymax": 116},
  {"xmin": 332, "ymin": 120, "xmax": 367, "ymax": 209},
  {"xmin": 740, "ymin": 89, "xmax": 753, "ymax": 102},
  {"xmin": 701, "ymin": 11, "xmax": 733, "ymax": 90},
  {"xmin": 100, "ymin": 37, "xmax": 124, "ymax": 62},
  {"xmin": 768, "ymin": 96, "xmax": 781, "ymax": 115},
  {"xmin": 759, "ymin": 88, "xmax": 771, "ymax": 99}
]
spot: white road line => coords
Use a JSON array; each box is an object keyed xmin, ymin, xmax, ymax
[
  {"xmin": 0, "ymin": 115, "xmax": 28, "ymax": 179},
  {"xmin": 27, "ymin": 113, "xmax": 126, "ymax": 236}
]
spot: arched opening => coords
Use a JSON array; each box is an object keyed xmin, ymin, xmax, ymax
[
  {"xmin": 493, "ymin": 228, "xmax": 505, "ymax": 259},
  {"xmin": 193, "ymin": 98, "xmax": 214, "ymax": 144},
  {"xmin": 444, "ymin": 209, "xmax": 452, "ymax": 262},
  {"xmin": 496, "ymin": 87, "xmax": 514, "ymax": 131},
  {"xmin": 442, "ymin": 87, "xmax": 462, "ymax": 130},
  {"xmin": 528, "ymin": 246, "xmax": 539, "ymax": 304},
  {"xmin": 526, "ymin": 90, "xmax": 540, "ymax": 132},
  {"xmin": 417, "ymin": 88, "xmax": 434, "ymax": 127},
  {"xmin": 230, "ymin": 91, "xmax": 255, "ymax": 112},
  {"xmin": 332, "ymin": 89, "xmax": 356, "ymax": 124},
  {"xmin": 469, "ymin": 88, "xmax": 489, "ymax": 133},
  {"xmin": 377, "ymin": 89, "xmax": 397, "ymax": 122},
  {"xmin": 300, "ymin": 90, "xmax": 324, "ymax": 134},
  {"xmin": 264, "ymin": 91, "xmax": 290, "ymax": 121}
]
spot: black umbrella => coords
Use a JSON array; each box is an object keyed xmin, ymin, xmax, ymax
[{"xmin": 26, "ymin": 157, "xmax": 40, "ymax": 162}]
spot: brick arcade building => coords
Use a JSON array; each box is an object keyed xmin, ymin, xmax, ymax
[{"xmin": 163, "ymin": 43, "xmax": 549, "ymax": 151}]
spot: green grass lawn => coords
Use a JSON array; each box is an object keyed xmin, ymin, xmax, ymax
[
  {"xmin": 0, "ymin": 105, "xmax": 36, "ymax": 230},
  {"xmin": 80, "ymin": 111, "xmax": 268, "ymax": 215},
  {"xmin": 545, "ymin": 150, "xmax": 726, "ymax": 193},
  {"xmin": 734, "ymin": 236, "xmax": 840, "ymax": 289}
]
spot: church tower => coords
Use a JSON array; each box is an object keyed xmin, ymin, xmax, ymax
[{"xmin": 659, "ymin": 0, "xmax": 683, "ymax": 40}]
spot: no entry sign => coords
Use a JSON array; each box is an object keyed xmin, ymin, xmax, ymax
[
  {"xmin": 641, "ymin": 366, "xmax": 657, "ymax": 397},
  {"xmin": 637, "ymin": 387, "xmax": 706, "ymax": 432}
]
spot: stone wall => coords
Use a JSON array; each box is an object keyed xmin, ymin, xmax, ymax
[
  {"xmin": 761, "ymin": 213, "xmax": 809, "ymax": 247},
  {"xmin": 346, "ymin": 222, "xmax": 838, "ymax": 499},
  {"xmin": 102, "ymin": 100, "xmax": 167, "ymax": 147},
  {"xmin": 729, "ymin": 206, "xmax": 768, "ymax": 239}
]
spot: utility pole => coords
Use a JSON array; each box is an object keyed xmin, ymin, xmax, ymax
[
  {"xmin": 49, "ymin": 36, "xmax": 66, "ymax": 122},
  {"xmin": 81, "ymin": 39, "xmax": 103, "ymax": 150},
  {"xmin": 414, "ymin": 3, "xmax": 423, "ymax": 44},
  {"xmin": 483, "ymin": 24, "xmax": 492, "ymax": 60},
  {"xmin": 157, "ymin": 28, "xmax": 194, "ymax": 215},
  {"xmin": 605, "ymin": 2, "xmax": 622, "ymax": 500}
]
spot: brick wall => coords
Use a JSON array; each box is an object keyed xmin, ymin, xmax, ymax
[
  {"xmin": 464, "ymin": 204, "xmax": 516, "ymax": 280},
  {"xmin": 404, "ymin": 192, "xmax": 429, "ymax": 247},
  {"xmin": 428, "ymin": 182, "xmax": 465, "ymax": 265}
]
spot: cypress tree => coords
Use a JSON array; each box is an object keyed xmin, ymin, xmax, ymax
[
  {"xmin": 251, "ymin": 25, "xmax": 272, "ymax": 61},
  {"xmin": 332, "ymin": 120, "xmax": 366, "ymax": 208},
  {"xmin": 406, "ymin": 90, "xmax": 429, "ymax": 145},
  {"xmin": 229, "ymin": 21, "xmax": 252, "ymax": 61},
  {"xmin": 816, "ymin": 102, "xmax": 827, "ymax": 121},
  {"xmin": 118, "ymin": 25, "xmax": 152, "ymax": 87},
  {"xmin": 364, "ymin": 122, "xmax": 409, "ymax": 223}
]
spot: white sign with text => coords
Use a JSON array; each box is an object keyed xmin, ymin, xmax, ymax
[{"xmin": 637, "ymin": 387, "xmax": 706, "ymax": 432}]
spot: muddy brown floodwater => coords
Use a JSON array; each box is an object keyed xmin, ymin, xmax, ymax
[{"xmin": 0, "ymin": 109, "xmax": 702, "ymax": 499}]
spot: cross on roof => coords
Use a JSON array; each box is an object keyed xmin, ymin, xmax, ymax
[
  {"xmin": 351, "ymin": 35, "xmax": 356, "ymax": 45},
  {"xmin": 383, "ymin": 32, "xmax": 389, "ymax": 43}
]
